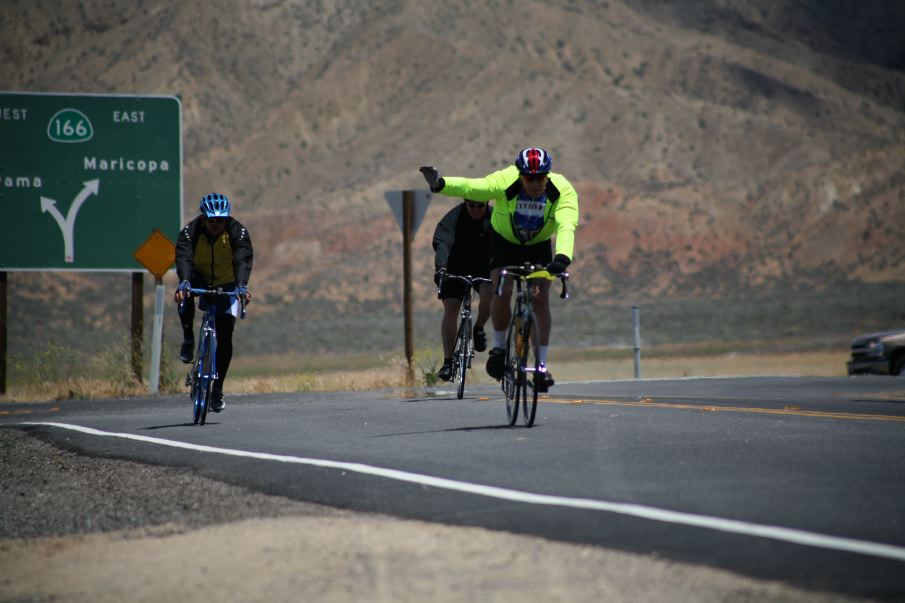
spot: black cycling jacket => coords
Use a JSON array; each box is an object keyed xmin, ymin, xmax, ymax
[
  {"xmin": 432, "ymin": 202, "xmax": 493, "ymax": 277},
  {"xmin": 175, "ymin": 215, "xmax": 254, "ymax": 286}
]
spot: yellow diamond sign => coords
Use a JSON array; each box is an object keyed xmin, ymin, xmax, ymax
[{"xmin": 133, "ymin": 229, "xmax": 176, "ymax": 280}]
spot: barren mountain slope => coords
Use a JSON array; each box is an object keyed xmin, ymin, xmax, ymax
[{"xmin": 2, "ymin": 0, "xmax": 904, "ymax": 351}]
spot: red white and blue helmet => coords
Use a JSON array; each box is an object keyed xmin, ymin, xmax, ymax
[
  {"xmin": 515, "ymin": 147, "xmax": 552, "ymax": 175},
  {"xmin": 200, "ymin": 192, "xmax": 231, "ymax": 218}
]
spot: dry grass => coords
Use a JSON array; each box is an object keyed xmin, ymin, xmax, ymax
[
  {"xmin": 551, "ymin": 351, "xmax": 849, "ymax": 382},
  {"xmin": 0, "ymin": 349, "xmax": 851, "ymax": 404}
]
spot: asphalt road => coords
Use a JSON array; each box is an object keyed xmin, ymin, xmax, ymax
[{"xmin": 4, "ymin": 376, "xmax": 905, "ymax": 599}]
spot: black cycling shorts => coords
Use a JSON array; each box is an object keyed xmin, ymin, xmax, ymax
[
  {"xmin": 488, "ymin": 230, "xmax": 553, "ymax": 271},
  {"xmin": 438, "ymin": 272, "xmax": 491, "ymax": 300}
]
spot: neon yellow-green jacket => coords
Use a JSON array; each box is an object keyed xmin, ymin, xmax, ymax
[{"xmin": 438, "ymin": 165, "xmax": 579, "ymax": 260}]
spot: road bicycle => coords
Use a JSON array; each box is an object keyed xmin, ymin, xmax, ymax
[
  {"xmin": 179, "ymin": 287, "xmax": 246, "ymax": 425},
  {"xmin": 437, "ymin": 274, "xmax": 492, "ymax": 399},
  {"xmin": 496, "ymin": 264, "xmax": 569, "ymax": 427}
]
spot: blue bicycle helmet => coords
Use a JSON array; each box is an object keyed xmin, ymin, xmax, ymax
[
  {"xmin": 515, "ymin": 147, "xmax": 552, "ymax": 175},
  {"xmin": 199, "ymin": 192, "xmax": 231, "ymax": 218}
]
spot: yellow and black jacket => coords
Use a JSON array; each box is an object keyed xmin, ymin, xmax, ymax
[{"xmin": 175, "ymin": 215, "xmax": 253, "ymax": 287}]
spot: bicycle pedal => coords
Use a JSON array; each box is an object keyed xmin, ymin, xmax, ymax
[{"xmin": 184, "ymin": 372, "xmax": 192, "ymax": 386}]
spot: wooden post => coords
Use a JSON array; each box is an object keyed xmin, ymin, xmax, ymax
[
  {"xmin": 402, "ymin": 190, "xmax": 415, "ymax": 387},
  {"xmin": 0, "ymin": 272, "xmax": 6, "ymax": 395},
  {"xmin": 131, "ymin": 272, "xmax": 143, "ymax": 382}
]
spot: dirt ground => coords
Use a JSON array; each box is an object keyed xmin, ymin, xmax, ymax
[{"xmin": 0, "ymin": 428, "xmax": 872, "ymax": 603}]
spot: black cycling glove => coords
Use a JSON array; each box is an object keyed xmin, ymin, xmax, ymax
[
  {"xmin": 546, "ymin": 254, "xmax": 571, "ymax": 275},
  {"xmin": 433, "ymin": 267, "xmax": 447, "ymax": 287},
  {"xmin": 420, "ymin": 166, "xmax": 445, "ymax": 193}
]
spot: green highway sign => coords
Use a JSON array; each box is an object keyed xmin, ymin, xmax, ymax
[{"xmin": 0, "ymin": 92, "xmax": 182, "ymax": 271}]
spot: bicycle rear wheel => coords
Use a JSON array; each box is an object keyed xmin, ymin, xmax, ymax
[
  {"xmin": 503, "ymin": 317, "xmax": 522, "ymax": 425},
  {"xmin": 520, "ymin": 313, "xmax": 540, "ymax": 427},
  {"xmin": 454, "ymin": 315, "xmax": 472, "ymax": 399}
]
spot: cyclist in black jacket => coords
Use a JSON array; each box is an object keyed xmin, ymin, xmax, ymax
[
  {"xmin": 432, "ymin": 199, "xmax": 493, "ymax": 381},
  {"xmin": 174, "ymin": 193, "xmax": 253, "ymax": 412}
]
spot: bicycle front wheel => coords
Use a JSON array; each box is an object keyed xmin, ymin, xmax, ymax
[
  {"xmin": 191, "ymin": 368, "xmax": 202, "ymax": 425},
  {"xmin": 191, "ymin": 339, "xmax": 204, "ymax": 424},
  {"xmin": 198, "ymin": 332, "xmax": 215, "ymax": 425},
  {"xmin": 503, "ymin": 317, "xmax": 523, "ymax": 425},
  {"xmin": 454, "ymin": 315, "xmax": 472, "ymax": 399},
  {"xmin": 520, "ymin": 312, "xmax": 540, "ymax": 427}
]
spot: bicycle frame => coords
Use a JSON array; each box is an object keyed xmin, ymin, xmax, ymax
[
  {"xmin": 438, "ymin": 274, "xmax": 492, "ymax": 399},
  {"xmin": 180, "ymin": 286, "xmax": 245, "ymax": 425},
  {"xmin": 496, "ymin": 264, "xmax": 569, "ymax": 427}
]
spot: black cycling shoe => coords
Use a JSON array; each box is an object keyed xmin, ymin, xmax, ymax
[
  {"xmin": 486, "ymin": 348, "xmax": 505, "ymax": 380},
  {"xmin": 437, "ymin": 359, "xmax": 454, "ymax": 382},
  {"xmin": 473, "ymin": 325, "xmax": 487, "ymax": 352},
  {"xmin": 179, "ymin": 339, "xmax": 194, "ymax": 364},
  {"xmin": 210, "ymin": 387, "xmax": 225, "ymax": 413},
  {"xmin": 536, "ymin": 366, "xmax": 555, "ymax": 393}
]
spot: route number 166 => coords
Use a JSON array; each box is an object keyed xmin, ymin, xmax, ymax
[{"xmin": 47, "ymin": 108, "xmax": 94, "ymax": 143}]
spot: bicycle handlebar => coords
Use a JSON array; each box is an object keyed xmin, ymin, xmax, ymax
[
  {"xmin": 178, "ymin": 286, "xmax": 247, "ymax": 319},
  {"xmin": 435, "ymin": 273, "xmax": 493, "ymax": 296},
  {"xmin": 496, "ymin": 264, "xmax": 570, "ymax": 299}
]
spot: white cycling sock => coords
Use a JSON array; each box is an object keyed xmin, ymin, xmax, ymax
[
  {"xmin": 539, "ymin": 346, "xmax": 549, "ymax": 366},
  {"xmin": 493, "ymin": 329, "xmax": 506, "ymax": 349}
]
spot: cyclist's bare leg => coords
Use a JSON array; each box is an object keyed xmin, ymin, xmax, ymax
[
  {"xmin": 441, "ymin": 298, "xmax": 461, "ymax": 357},
  {"xmin": 490, "ymin": 268, "xmax": 512, "ymax": 336},
  {"xmin": 475, "ymin": 282, "xmax": 493, "ymax": 328},
  {"xmin": 531, "ymin": 279, "xmax": 552, "ymax": 346}
]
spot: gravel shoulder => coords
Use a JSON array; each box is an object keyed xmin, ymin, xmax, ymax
[{"xmin": 0, "ymin": 427, "xmax": 873, "ymax": 603}]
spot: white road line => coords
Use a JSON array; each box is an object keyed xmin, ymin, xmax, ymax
[{"xmin": 23, "ymin": 421, "xmax": 905, "ymax": 563}]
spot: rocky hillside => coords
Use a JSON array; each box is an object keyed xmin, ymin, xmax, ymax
[{"xmin": 3, "ymin": 0, "xmax": 904, "ymax": 352}]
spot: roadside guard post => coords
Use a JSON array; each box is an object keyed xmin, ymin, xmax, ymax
[
  {"xmin": 633, "ymin": 305, "xmax": 641, "ymax": 379},
  {"xmin": 134, "ymin": 229, "xmax": 176, "ymax": 393},
  {"xmin": 384, "ymin": 189, "xmax": 431, "ymax": 386}
]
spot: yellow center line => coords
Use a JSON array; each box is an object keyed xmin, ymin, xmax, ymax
[
  {"xmin": 539, "ymin": 397, "xmax": 905, "ymax": 423},
  {"xmin": 0, "ymin": 406, "xmax": 61, "ymax": 416}
]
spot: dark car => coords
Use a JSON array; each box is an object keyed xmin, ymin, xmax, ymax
[{"xmin": 846, "ymin": 329, "xmax": 905, "ymax": 376}]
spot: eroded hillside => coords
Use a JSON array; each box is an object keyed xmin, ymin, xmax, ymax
[{"xmin": 2, "ymin": 0, "xmax": 904, "ymax": 353}]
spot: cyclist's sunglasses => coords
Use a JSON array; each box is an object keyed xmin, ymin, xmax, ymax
[
  {"xmin": 464, "ymin": 201, "xmax": 484, "ymax": 209},
  {"xmin": 521, "ymin": 172, "xmax": 549, "ymax": 182},
  {"xmin": 206, "ymin": 217, "xmax": 227, "ymax": 224}
]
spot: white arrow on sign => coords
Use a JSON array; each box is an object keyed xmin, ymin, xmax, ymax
[
  {"xmin": 384, "ymin": 189, "xmax": 431, "ymax": 235},
  {"xmin": 40, "ymin": 179, "xmax": 100, "ymax": 263}
]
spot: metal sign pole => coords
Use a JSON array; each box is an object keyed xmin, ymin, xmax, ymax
[
  {"xmin": 149, "ymin": 278, "xmax": 166, "ymax": 393},
  {"xmin": 402, "ymin": 190, "xmax": 415, "ymax": 387},
  {"xmin": 132, "ymin": 229, "xmax": 176, "ymax": 393}
]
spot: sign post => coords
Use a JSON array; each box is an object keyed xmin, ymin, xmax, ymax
[
  {"xmin": 385, "ymin": 189, "xmax": 431, "ymax": 386},
  {"xmin": 0, "ymin": 273, "xmax": 6, "ymax": 395},
  {"xmin": 133, "ymin": 229, "xmax": 176, "ymax": 393}
]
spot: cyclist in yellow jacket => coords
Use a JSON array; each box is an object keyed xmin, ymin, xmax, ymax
[
  {"xmin": 420, "ymin": 147, "xmax": 578, "ymax": 391},
  {"xmin": 174, "ymin": 193, "xmax": 253, "ymax": 412}
]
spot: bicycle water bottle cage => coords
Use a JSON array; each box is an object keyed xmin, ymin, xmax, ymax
[{"xmin": 515, "ymin": 318, "xmax": 525, "ymax": 356}]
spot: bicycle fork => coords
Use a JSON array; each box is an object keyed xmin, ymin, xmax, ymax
[
  {"xmin": 185, "ymin": 318, "xmax": 219, "ymax": 387},
  {"xmin": 461, "ymin": 302, "xmax": 473, "ymax": 369}
]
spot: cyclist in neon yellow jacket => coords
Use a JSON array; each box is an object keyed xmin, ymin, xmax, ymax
[{"xmin": 420, "ymin": 147, "xmax": 578, "ymax": 391}]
